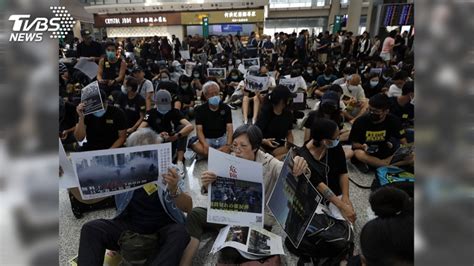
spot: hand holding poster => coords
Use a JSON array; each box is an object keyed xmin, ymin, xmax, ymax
[
  {"xmin": 207, "ymin": 148, "xmax": 264, "ymax": 228},
  {"xmin": 185, "ymin": 62, "xmax": 196, "ymax": 76},
  {"xmin": 207, "ymin": 68, "xmax": 227, "ymax": 80},
  {"xmin": 243, "ymin": 58, "xmax": 260, "ymax": 69},
  {"xmin": 267, "ymin": 148, "xmax": 323, "ymax": 248},
  {"xmin": 210, "ymin": 225, "xmax": 285, "ymax": 260},
  {"xmin": 180, "ymin": 50, "xmax": 190, "ymax": 60},
  {"xmin": 245, "ymin": 75, "xmax": 270, "ymax": 93},
  {"xmin": 74, "ymin": 57, "xmax": 98, "ymax": 80},
  {"xmin": 81, "ymin": 81, "xmax": 104, "ymax": 115},
  {"xmin": 70, "ymin": 143, "xmax": 172, "ymax": 200}
]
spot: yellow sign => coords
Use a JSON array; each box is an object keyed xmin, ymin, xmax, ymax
[{"xmin": 181, "ymin": 9, "xmax": 264, "ymax": 25}]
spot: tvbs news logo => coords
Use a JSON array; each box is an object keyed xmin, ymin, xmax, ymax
[{"xmin": 9, "ymin": 6, "xmax": 75, "ymax": 42}]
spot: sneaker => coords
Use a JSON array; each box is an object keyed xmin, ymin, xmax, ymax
[
  {"xmin": 176, "ymin": 161, "xmax": 185, "ymax": 179},
  {"xmin": 184, "ymin": 150, "xmax": 196, "ymax": 161}
]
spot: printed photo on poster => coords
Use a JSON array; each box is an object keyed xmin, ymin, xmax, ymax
[
  {"xmin": 180, "ymin": 50, "xmax": 190, "ymax": 60},
  {"xmin": 70, "ymin": 143, "xmax": 172, "ymax": 200},
  {"xmin": 267, "ymin": 149, "xmax": 323, "ymax": 248},
  {"xmin": 243, "ymin": 58, "xmax": 260, "ymax": 69},
  {"xmin": 207, "ymin": 148, "xmax": 264, "ymax": 228},
  {"xmin": 207, "ymin": 68, "xmax": 227, "ymax": 80},
  {"xmin": 81, "ymin": 81, "xmax": 104, "ymax": 115},
  {"xmin": 225, "ymin": 226, "xmax": 249, "ymax": 245},
  {"xmin": 245, "ymin": 75, "xmax": 270, "ymax": 93},
  {"xmin": 279, "ymin": 77, "xmax": 299, "ymax": 93},
  {"xmin": 247, "ymin": 229, "xmax": 271, "ymax": 255}
]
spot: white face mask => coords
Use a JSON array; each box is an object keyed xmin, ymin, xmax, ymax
[{"xmin": 121, "ymin": 85, "xmax": 128, "ymax": 94}]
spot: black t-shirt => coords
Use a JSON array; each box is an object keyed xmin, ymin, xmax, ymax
[
  {"xmin": 389, "ymin": 97, "xmax": 414, "ymax": 128},
  {"xmin": 177, "ymin": 86, "xmax": 196, "ymax": 105},
  {"xmin": 77, "ymin": 41, "xmax": 103, "ymax": 58},
  {"xmin": 256, "ymin": 106, "xmax": 293, "ymax": 142},
  {"xmin": 143, "ymin": 108, "xmax": 184, "ymax": 134},
  {"xmin": 283, "ymin": 39, "xmax": 295, "ymax": 57},
  {"xmin": 116, "ymin": 93, "xmax": 146, "ymax": 128},
  {"xmin": 83, "ymin": 106, "xmax": 127, "ymax": 150},
  {"xmin": 349, "ymin": 113, "xmax": 406, "ymax": 153},
  {"xmin": 60, "ymin": 102, "xmax": 78, "ymax": 132},
  {"xmin": 298, "ymin": 144, "xmax": 347, "ymax": 196},
  {"xmin": 195, "ymin": 102, "xmax": 232, "ymax": 138},
  {"xmin": 125, "ymin": 187, "xmax": 172, "ymax": 234}
]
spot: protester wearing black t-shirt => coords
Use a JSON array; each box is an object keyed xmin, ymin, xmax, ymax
[
  {"xmin": 139, "ymin": 89, "xmax": 194, "ymax": 177},
  {"xmin": 97, "ymin": 42, "xmax": 127, "ymax": 97},
  {"xmin": 190, "ymin": 81, "xmax": 233, "ymax": 157},
  {"xmin": 389, "ymin": 81, "xmax": 414, "ymax": 131},
  {"xmin": 76, "ymin": 30, "xmax": 103, "ymax": 62},
  {"xmin": 256, "ymin": 85, "xmax": 295, "ymax": 160},
  {"xmin": 298, "ymin": 118, "xmax": 356, "ymax": 223},
  {"xmin": 59, "ymin": 98, "xmax": 78, "ymax": 149},
  {"xmin": 350, "ymin": 94, "xmax": 413, "ymax": 168},
  {"xmin": 115, "ymin": 76, "xmax": 146, "ymax": 134},
  {"xmin": 175, "ymin": 75, "xmax": 196, "ymax": 119}
]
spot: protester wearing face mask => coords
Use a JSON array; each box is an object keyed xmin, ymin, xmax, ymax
[
  {"xmin": 256, "ymin": 85, "xmax": 296, "ymax": 160},
  {"xmin": 302, "ymin": 64, "xmax": 318, "ymax": 84},
  {"xmin": 97, "ymin": 42, "xmax": 127, "ymax": 98},
  {"xmin": 189, "ymin": 81, "xmax": 233, "ymax": 158},
  {"xmin": 298, "ymin": 118, "xmax": 356, "ymax": 223},
  {"xmin": 180, "ymin": 124, "xmax": 308, "ymax": 266},
  {"xmin": 332, "ymin": 66, "xmax": 357, "ymax": 86},
  {"xmin": 341, "ymin": 74, "xmax": 368, "ymax": 124},
  {"xmin": 362, "ymin": 73, "xmax": 383, "ymax": 98},
  {"xmin": 175, "ymin": 75, "xmax": 196, "ymax": 119},
  {"xmin": 115, "ymin": 76, "xmax": 146, "ymax": 135},
  {"xmin": 315, "ymin": 67, "xmax": 337, "ymax": 98},
  {"xmin": 170, "ymin": 60, "xmax": 184, "ymax": 83},
  {"xmin": 72, "ymin": 89, "xmax": 127, "ymax": 218},
  {"xmin": 131, "ymin": 66, "xmax": 154, "ymax": 111},
  {"xmin": 139, "ymin": 89, "xmax": 194, "ymax": 178},
  {"xmin": 223, "ymin": 69, "xmax": 242, "ymax": 104},
  {"xmin": 350, "ymin": 93, "xmax": 413, "ymax": 172}
]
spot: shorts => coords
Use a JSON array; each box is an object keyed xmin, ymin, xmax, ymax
[
  {"xmin": 380, "ymin": 51, "xmax": 391, "ymax": 61},
  {"xmin": 188, "ymin": 134, "xmax": 227, "ymax": 149}
]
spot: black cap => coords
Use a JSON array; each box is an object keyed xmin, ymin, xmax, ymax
[
  {"xmin": 131, "ymin": 66, "xmax": 143, "ymax": 73},
  {"xmin": 321, "ymin": 91, "xmax": 340, "ymax": 108},
  {"xmin": 269, "ymin": 85, "xmax": 297, "ymax": 104}
]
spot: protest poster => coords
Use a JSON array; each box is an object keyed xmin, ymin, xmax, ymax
[
  {"xmin": 180, "ymin": 50, "xmax": 190, "ymax": 60},
  {"xmin": 243, "ymin": 58, "xmax": 260, "ymax": 69},
  {"xmin": 245, "ymin": 75, "xmax": 270, "ymax": 93},
  {"xmin": 74, "ymin": 57, "xmax": 98, "ymax": 80},
  {"xmin": 207, "ymin": 148, "xmax": 264, "ymax": 228},
  {"xmin": 81, "ymin": 81, "xmax": 104, "ymax": 115},
  {"xmin": 185, "ymin": 62, "xmax": 196, "ymax": 76},
  {"xmin": 210, "ymin": 225, "xmax": 285, "ymax": 260},
  {"xmin": 59, "ymin": 139, "xmax": 79, "ymax": 189},
  {"xmin": 279, "ymin": 77, "xmax": 299, "ymax": 93},
  {"xmin": 207, "ymin": 68, "xmax": 227, "ymax": 80},
  {"xmin": 70, "ymin": 143, "xmax": 172, "ymax": 200},
  {"xmin": 267, "ymin": 148, "xmax": 323, "ymax": 248}
]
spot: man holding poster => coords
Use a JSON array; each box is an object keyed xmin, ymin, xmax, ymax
[{"xmin": 180, "ymin": 124, "xmax": 308, "ymax": 266}]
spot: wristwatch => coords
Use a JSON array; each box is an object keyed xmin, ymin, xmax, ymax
[{"xmin": 169, "ymin": 186, "xmax": 182, "ymax": 198}]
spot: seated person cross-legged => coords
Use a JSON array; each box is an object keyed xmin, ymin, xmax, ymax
[
  {"xmin": 180, "ymin": 124, "xmax": 308, "ymax": 266},
  {"xmin": 115, "ymin": 76, "xmax": 146, "ymax": 135},
  {"xmin": 298, "ymin": 118, "xmax": 356, "ymax": 224},
  {"xmin": 77, "ymin": 128, "xmax": 193, "ymax": 266},
  {"xmin": 139, "ymin": 89, "xmax": 194, "ymax": 178},
  {"xmin": 190, "ymin": 81, "xmax": 233, "ymax": 158},
  {"xmin": 349, "ymin": 93, "xmax": 414, "ymax": 172},
  {"xmin": 255, "ymin": 85, "xmax": 296, "ymax": 161}
]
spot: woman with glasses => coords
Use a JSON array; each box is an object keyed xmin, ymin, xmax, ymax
[{"xmin": 179, "ymin": 124, "xmax": 308, "ymax": 266}]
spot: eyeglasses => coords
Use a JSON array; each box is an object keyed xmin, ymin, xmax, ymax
[{"xmin": 231, "ymin": 143, "xmax": 250, "ymax": 152}]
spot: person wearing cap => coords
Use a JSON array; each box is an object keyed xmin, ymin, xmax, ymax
[
  {"xmin": 76, "ymin": 30, "xmax": 103, "ymax": 62},
  {"xmin": 97, "ymin": 42, "xmax": 127, "ymax": 97},
  {"xmin": 341, "ymin": 74, "xmax": 368, "ymax": 124},
  {"xmin": 189, "ymin": 81, "xmax": 233, "ymax": 158},
  {"xmin": 115, "ymin": 76, "xmax": 146, "ymax": 135},
  {"xmin": 349, "ymin": 93, "xmax": 413, "ymax": 172},
  {"xmin": 131, "ymin": 66, "xmax": 154, "ymax": 110},
  {"xmin": 255, "ymin": 85, "xmax": 296, "ymax": 160},
  {"xmin": 304, "ymin": 91, "xmax": 354, "ymax": 160},
  {"xmin": 139, "ymin": 89, "xmax": 194, "ymax": 178}
]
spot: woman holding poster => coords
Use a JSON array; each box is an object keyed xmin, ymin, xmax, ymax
[{"xmin": 180, "ymin": 124, "xmax": 308, "ymax": 266}]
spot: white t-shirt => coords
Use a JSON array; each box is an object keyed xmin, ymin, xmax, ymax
[
  {"xmin": 332, "ymin": 77, "xmax": 346, "ymax": 86},
  {"xmin": 138, "ymin": 79, "xmax": 154, "ymax": 99},
  {"xmin": 341, "ymin": 83, "xmax": 366, "ymax": 101},
  {"xmin": 388, "ymin": 84, "xmax": 403, "ymax": 97}
]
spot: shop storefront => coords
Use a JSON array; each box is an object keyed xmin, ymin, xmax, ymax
[
  {"xmin": 93, "ymin": 12, "xmax": 182, "ymax": 39},
  {"xmin": 180, "ymin": 9, "xmax": 265, "ymax": 37}
]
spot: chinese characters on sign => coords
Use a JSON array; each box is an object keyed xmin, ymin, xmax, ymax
[
  {"xmin": 224, "ymin": 11, "xmax": 257, "ymax": 18},
  {"xmin": 104, "ymin": 16, "xmax": 168, "ymax": 25}
]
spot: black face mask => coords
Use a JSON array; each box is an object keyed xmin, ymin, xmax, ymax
[{"xmin": 369, "ymin": 112, "xmax": 382, "ymax": 122}]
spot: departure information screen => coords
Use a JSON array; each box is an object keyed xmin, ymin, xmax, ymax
[{"xmin": 382, "ymin": 4, "xmax": 414, "ymax": 26}]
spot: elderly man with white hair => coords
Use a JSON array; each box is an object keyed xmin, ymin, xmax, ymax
[{"xmin": 189, "ymin": 81, "xmax": 233, "ymax": 158}]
